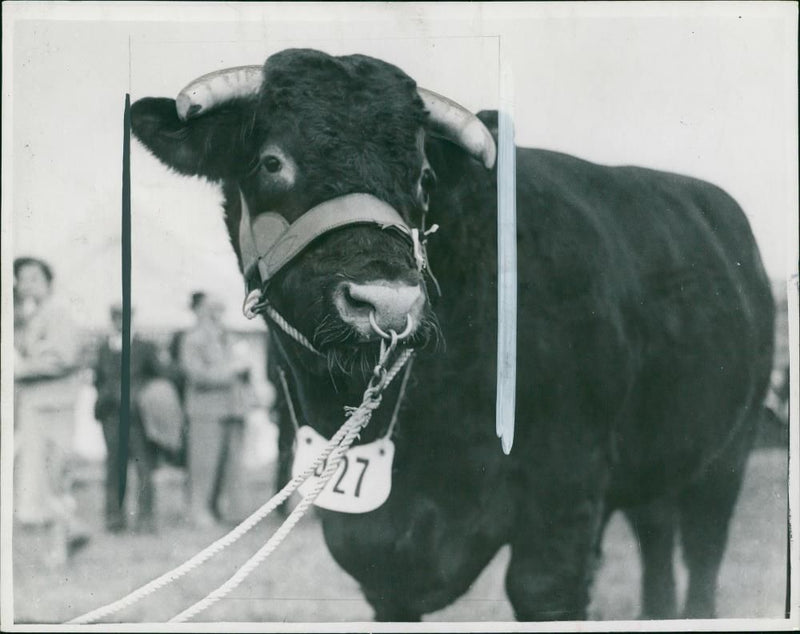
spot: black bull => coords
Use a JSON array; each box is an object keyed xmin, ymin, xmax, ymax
[{"xmin": 131, "ymin": 49, "xmax": 775, "ymax": 621}]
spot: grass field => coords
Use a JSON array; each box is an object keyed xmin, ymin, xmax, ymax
[{"xmin": 12, "ymin": 447, "xmax": 788, "ymax": 625}]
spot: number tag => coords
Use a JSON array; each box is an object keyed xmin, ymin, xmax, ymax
[{"xmin": 291, "ymin": 425, "xmax": 394, "ymax": 514}]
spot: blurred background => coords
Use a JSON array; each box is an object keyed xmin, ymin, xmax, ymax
[{"xmin": 4, "ymin": 1, "xmax": 796, "ymax": 625}]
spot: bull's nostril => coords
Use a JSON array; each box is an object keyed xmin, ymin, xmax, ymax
[
  {"xmin": 336, "ymin": 281, "xmax": 425, "ymax": 338},
  {"xmin": 343, "ymin": 286, "xmax": 374, "ymax": 311}
]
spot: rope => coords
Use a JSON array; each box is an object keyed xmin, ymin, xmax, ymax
[
  {"xmin": 243, "ymin": 288, "xmax": 323, "ymax": 357},
  {"xmin": 170, "ymin": 407, "xmax": 371, "ymax": 622},
  {"xmin": 169, "ymin": 348, "xmax": 413, "ymax": 623},
  {"xmin": 279, "ymin": 354, "xmax": 414, "ymax": 440},
  {"xmin": 264, "ymin": 304, "xmax": 322, "ymax": 357},
  {"xmin": 67, "ymin": 347, "xmax": 414, "ymax": 625},
  {"xmin": 68, "ymin": 414, "xmax": 356, "ymax": 625}
]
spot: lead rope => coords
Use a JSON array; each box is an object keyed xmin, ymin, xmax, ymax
[
  {"xmin": 68, "ymin": 344, "xmax": 413, "ymax": 625},
  {"xmin": 67, "ymin": 419, "xmax": 352, "ymax": 625},
  {"xmin": 170, "ymin": 347, "xmax": 413, "ymax": 623},
  {"xmin": 277, "ymin": 354, "xmax": 414, "ymax": 440},
  {"xmin": 243, "ymin": 290, "xmax": 323, "ymax": 357}
]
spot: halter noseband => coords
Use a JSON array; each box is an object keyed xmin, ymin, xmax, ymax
[{"xmin": 239, "ymin": 191, "xmax": 437, "ymax": 354}]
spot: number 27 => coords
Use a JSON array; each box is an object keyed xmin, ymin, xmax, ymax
[{"xmin": 332, "ymin": 456, "xmax": 370, "ymax": 497}]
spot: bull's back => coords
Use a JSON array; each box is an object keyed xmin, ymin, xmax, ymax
[{"xmin": 513, "ymin": 148, "xmax": 774, "ymax": 501}]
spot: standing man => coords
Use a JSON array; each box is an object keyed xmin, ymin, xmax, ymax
[
  {"xmin": 14, "ymin": 256, "xmax": 87, "ymax": 566},
  {"xmin": 93, "ymin": 303, "xmax": 162, "ymax": 533},
  {"xmin": 180, "ymin": 292, "xmax": 250, "ymax": 527}
]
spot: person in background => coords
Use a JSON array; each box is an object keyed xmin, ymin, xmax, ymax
[
  {"xmin": 180, "ymin": 291, "xmax": 250, "ymax": 527},
  {"xmin": 93, "ymin": 303, "xmax": 162, "ymax": 533},
  {"xmin": 165, "ymin": 314, "xmax": 190, "ymax": 467},
  {"xmin": 14, "ymin": 256, "xmax": 88, "ymax": 566},
  {"xmin": 168, "ymin": 326, "xmax": 188, "ymax": 404}
]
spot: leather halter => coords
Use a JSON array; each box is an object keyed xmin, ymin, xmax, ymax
[
  {"xmin": 238, "ymin": 191, "xmax": 436, "ymax": 357},
  {"xmin": 239, "ymin": 191, "xmax": 415, "ymax": 294}
]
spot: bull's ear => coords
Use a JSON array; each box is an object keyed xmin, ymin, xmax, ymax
[{"xmin": 130, "ymin": 97, "xmax": 255, "ymax": 181}]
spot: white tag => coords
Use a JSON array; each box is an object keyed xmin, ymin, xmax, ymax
[{"xmin": 291, "ymin": 425, "xmax": 394, "ymax": 514}]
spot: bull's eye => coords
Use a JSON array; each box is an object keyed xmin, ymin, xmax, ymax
[
  {"xmin": 263, "ymin": 156, "xmax": 282, "ymax": 173},
  {"xmin": 421, "ymin": 168, "xmax": 437, "ymax": 193},
  {"xmin": 418, "ymin": 167, "xmax": 437, "ymax": 210}
]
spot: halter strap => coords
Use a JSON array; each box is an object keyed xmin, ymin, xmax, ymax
[
  {"xmin": 240, "ymin": 192, "xmax": 413, "ymax": 288},
  {"xmin": 276, "ymin": 366, "xmax": 302, "ymax": 433}
]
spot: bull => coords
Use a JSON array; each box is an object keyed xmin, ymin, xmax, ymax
[{"xmin": 130, "ymin": 49, "xmax": 775, "ymax": 621}]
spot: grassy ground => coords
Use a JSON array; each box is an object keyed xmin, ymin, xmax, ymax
[{"xmin": 12, "ymin": 448, "xmax": 788, "ymax": 625}]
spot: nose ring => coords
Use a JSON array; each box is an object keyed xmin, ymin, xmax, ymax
[{"xmin": 369, "ymin": 312, "xmax": 413, "ymax": 341}]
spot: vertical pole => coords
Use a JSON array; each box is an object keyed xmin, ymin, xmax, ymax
[
  {"xmin": 119, "ymin": 94, "xmax": 132, "ymax": 502},
  {"xmin": 496, "ymin": 46, "xmax": 517, "ymax": 455},
  {"xmin": 786, "ymin": 274, "xmax": 799, "ymax": 617}
]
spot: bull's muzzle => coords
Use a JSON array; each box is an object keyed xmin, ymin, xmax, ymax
[{"xmin": 334, "ymin": 281, "xmax": 425, "ymax": 339}]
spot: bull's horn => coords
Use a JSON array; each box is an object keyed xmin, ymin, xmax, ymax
[
  {"xmin": 418, "ymin": 88, "xmax": 497, "ymax": 170},
  {"xmin": 174, "ymin": 65, "xmax": 497, "ymax": 170},
  {"xmin": 176, "ymin": 65, "xmax": 262, "ymax": 121}
]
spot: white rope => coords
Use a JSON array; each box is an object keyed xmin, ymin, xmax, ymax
[
  {"xmin": 170, "ymin": 410, "xmax": 369, "ymax": 621},
  {"xmin": 264, "ymin": 305, "xmax": 322, "ymax": 356},
  {"xmin": 170, "ymin": 348, "xmax": 413, "ymax": 622},
  {"xmin": 67, "ymin": 347, "xmax": 414, "ymax": 625},
  {"xmin": 383, "ymin": 348, "xmax": 414, "ymax": 387},
  {"xmin": 68, "ymin": 416, "xmax": 355, "ymax": 625},
  {"xmin": 242, "ymin": 288, "xmax": 323, "ymax": 356},
  {"xmin": 279, "ymin": 355, "xmax": 414, "ymax": 440}
]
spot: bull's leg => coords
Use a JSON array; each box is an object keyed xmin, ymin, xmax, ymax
[
  {"xmin": 678, "ymin": 403, "xmax": 758, "ymax": 620},
  {"xmin": 677, "ymin": 456, "xmax": 748, "ymax": 618},
  {"xmin": 624, "ymin": 498, "xmax": 678, "ymax": 619},
  {"xmin": 505, "ymin": 495, "xmax": 606, "ymax": 621}
]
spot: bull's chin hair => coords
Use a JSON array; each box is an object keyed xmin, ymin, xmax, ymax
[{"xmin": 313, "ymin": 313, "xmax": 443, "ymax": 383}]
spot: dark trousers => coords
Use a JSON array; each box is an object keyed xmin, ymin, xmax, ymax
[{"xmin": 100, "ymin": 410, "xmax": 157, "ymax": 530}]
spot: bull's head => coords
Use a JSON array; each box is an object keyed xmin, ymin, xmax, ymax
[{"xmin": 131, "ymin": 49, "xmax": 495, "ymax": 379}]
